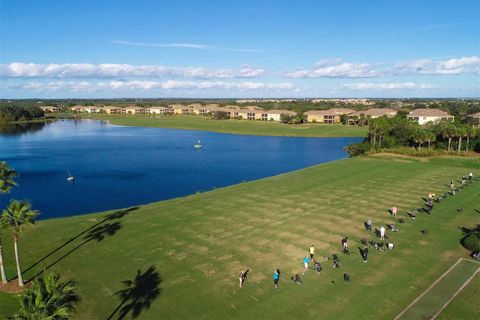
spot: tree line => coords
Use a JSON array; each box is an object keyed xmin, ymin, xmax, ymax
[
  {"xmin": 346, "ymin": 112, "xmax": 480, "ymax": 157},
  {"xmin": 0, "ymin": 105, "xmax": 45, "ymax": 122}
]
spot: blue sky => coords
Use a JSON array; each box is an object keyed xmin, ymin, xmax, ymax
[{"xmin": 1, "ymin": 0, "xmax": 479, "ymax": 98}]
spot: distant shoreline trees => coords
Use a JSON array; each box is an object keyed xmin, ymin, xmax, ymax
[{"xmin": 345, "ymin": 114, "xmax": 480, "ymax": 157}]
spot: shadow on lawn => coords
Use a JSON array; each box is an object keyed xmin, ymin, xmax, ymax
[
  {"xmin": 23, "ymin": 207, "xmax": 138, "ymax": 275},
  {"xmin": 27, "ymin": 220, "xmax": 123, "ymax": 282},
  {"xmin": 107, "ymin": 266, "xmax": 162, "ymax": 320}
]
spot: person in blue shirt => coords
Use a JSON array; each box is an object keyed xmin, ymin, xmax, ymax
[
  {"xmin": 303, "ymin": 256, "xmax": 309, "ymax": 272},
  {"xmin": 273, "ymin": 269, "xmax": 280, "ymax": 289}
]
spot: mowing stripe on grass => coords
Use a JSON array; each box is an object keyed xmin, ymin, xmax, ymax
[{"xmin": 395, "ymin": 258, "xmax": 480, "ymax": 320}]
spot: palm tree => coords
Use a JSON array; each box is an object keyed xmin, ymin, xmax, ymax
[
  {"xmin": 441, "ymin": 123, "xmax": 457, "ymax": 152},
  {"xmin": 413, "ymin": 128, "xmax": 426, "ymax": 150},
  {"xmin": 456, "ymin": 126, "xmax": 467, "ymax": 153},
  {"xmin": 425, "ymin": 130, "xmax": 436, "ymax": 150},
  {"xmin": 0, "ymin": 161, "xmax": 17, "ymax": 284},
  {"xmin": 465, "ymin": 126, "xmax": 478, "ymax": 152},
  {"xmin": 0, "ymin": 161, "xmax": 17, "ymax": 193},
  {"xmin": 15, "ymin": 272, "xmax": 78, "ymax": 319},
  {"xmin": 1, "ymin": 200, "xmax": 38, "ymax": 287}
]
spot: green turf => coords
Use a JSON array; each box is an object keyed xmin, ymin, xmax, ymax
[
  {"xmin": 76, "ymin": 114, "xmax": 368, "ymax": 137},
  {"xmin": 396, "ymin": 259, "xmax": 480, "ymax": 319},
  {"xmin": 437, "ymin": 271, "xmax": 480, "ymax": 319},
  {"xmin": 0, "ymin": 155, "xmax": 479, "ymax": 319}
]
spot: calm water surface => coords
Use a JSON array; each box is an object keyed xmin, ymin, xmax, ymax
[{"xmin": 0, "ymin": 120, "xmax": 362, "ymax": 219}]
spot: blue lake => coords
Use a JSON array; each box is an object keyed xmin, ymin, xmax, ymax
[{"xmin": 0, "ymin": 120, "xmax": 362, "ymax": 219}]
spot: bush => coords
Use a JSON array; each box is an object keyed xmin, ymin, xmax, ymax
[
  {"xmin": 344, "ymin": 141, "xmax": 370, "ymax": 157},
  {"xmin": 462, "ymin": 233, "xmax": 480, "ymax": 252}
]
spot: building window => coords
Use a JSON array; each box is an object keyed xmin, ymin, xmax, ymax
[
  {"xmin": 261, "ymin": 113, "xmax": 268, "ymax": 121},
  {"xmin": 247, "ymin": 113, "xmax": 255, "ymax": 120}
]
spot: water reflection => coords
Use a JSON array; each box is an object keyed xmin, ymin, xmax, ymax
[{"xmin": 0, "ymin": 121, "xmax": 48, "ymax": 136}]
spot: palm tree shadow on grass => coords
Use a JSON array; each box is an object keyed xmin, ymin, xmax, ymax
[
  {"xmin": 107, "ymin": 266, "xmax": 162, "ymax": 320},
  {"xmin": 27, "ymin": 221, "xmax": 123, "ymax": 282},
  {"xmin": 23, "ymin": 207, "xmax": 138, "ymax": 275}
]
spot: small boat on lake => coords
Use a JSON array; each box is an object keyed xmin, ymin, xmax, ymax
[
  {"xmin": 194, "ymin": 140, "xmax": 202, "ymax": 149},
  {"xmin": 67, "ymin": 170, "xmax": 75, "ymax": 182}
]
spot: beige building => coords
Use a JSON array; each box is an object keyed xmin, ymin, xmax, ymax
[
  {"xmin": 83, "ymin": 106, "xmax": 100, "ymax": 113},
  {"xmin": 103, "ymin": 106, "xmax": 125, "ymax": 114},
  {"xmin": 266, "ymin": 109, "xmax": 297, "ymax": 121},
  {"xmin": 407, "ymin": 108, "xmax": 454, "ymax": 125},
  {"xmin": 170, "ymin": 104, "xmax": 190, "ymax": 114},
  {"xmin": 466, "ymin": 112, "xmax": 480, "ymax": 126},
  {"xmin": 124, "ymin": 106, "xmax": 148, "ymax": 114},
  {"xmin": 305, "ymin": 108, "xmax": 354, "ymax": 123},
  {"xmin": 348, "ymin": 108, "xmax": 397, "ymax": 124},
  {"xmin": 149, "ymin": 106, "xmax": 172, "ymax": 114},
  {"xmin": 70, "ymin": 105, "xmax": 87, "ymax": 112}
]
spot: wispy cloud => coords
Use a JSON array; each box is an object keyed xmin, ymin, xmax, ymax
[
  {"xmin": 2, "ymin": 80, "xmax": 294, "ymax": 92},
  {"xmin": 285, "ymin": 59, "xmax": 382, "ymax": 78},
  {"xmin": 0, "ymin": 63, "xmax": 266, "ymax": 79},
  {"xmin": 110, "ymin": 40, "xmax": 263, "ymax": 53},
  {"xmin": 395, "ymin": 56, "xmax": 480, "ymax": 75},
  {"xmin": 342, "ymin": 82, "xmax": 436, "ymax": 90}
]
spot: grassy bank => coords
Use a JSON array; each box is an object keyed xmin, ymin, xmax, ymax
[
  {"xmin": 0, "ymin": 155, "xmax": 479, "ymax": 319},
  {"xmin": 73, "ymin": 114, "xmax": 368, "ymax": 137}
]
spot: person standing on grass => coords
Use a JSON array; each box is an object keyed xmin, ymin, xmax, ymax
[
  {"xmin": 391, "ymin": 207, "xmax": 397, "ymax": 217},
  {"xmin": 239, "ymin": 269, "xmax": 249, "ymax": 288},
  {"xmin": 309, "ymin": 245, "xmax": 315, "ymax": 261},
  {"xmin": 450, "ymin": 180, "xmax": 455, "ymax": 194},
  {"xmin": 366, "ymin": 218, "xmax": 372, "ymax": 231},
  {"xmin": 341, "ymin": 237, "xmax": 349, "ymax": 253},
  {"xmin": 303, "ymin": 256, "xmax": 309, "ymax": 273},
  {"xmin": 469, "ymin": 172, "xmax": 473, "ymax": 181},
  {"xmin": 380, "ymin": 225, "xmax": 386, "ymax": 240},
  {"xmin": 273, "ymin": 269, "xmax": 280, "ymax": 289},
  {"xmin": 362, "ymin": 247, "xmax": 368, "ymax": 262}
]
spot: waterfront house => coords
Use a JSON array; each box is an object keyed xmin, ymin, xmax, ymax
[
  {"xmin": 149, "ymin": 106, "xmax": 172, "ymax": 115},
  {"xmin": 124, "ymin": 106, "xmax": 148, "ymax": 114},
  {"xmin": 266, "ymin": 109, "xmax": 297, "ymax": 121},
  {"xmin": 305, "ymin": 108, "xmax": 354, "ymax": 123},
  {"xmin": 407, "ymin": 108, "xmax": 454, "ymax": 125},
  {"xmin": 170, "ymin": 104, "xmax": 190, "ymax": 114},
  {"xmin": 466, "ymin": 112, "xmax": 480, "ymax": 126},
  {"xmin": 84, "ymin": 106, "xmax": 100, "ymax": 113},
  {"xmin": 348, "ymin": 108, "xmax": 397, "ymax": 124},
  {"xmin": 70, "ymin": 105, "xmax": 87, "ymax": 113},
  {"xmin": 103, "ymin": 106, "xmax": 125, "ymax": 114}
]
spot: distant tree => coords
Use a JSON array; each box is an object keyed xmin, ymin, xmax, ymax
[
  {"xmin": 1, "ymin": 200, "xmax": 39, "ymax": 287},
  {"xmin": 14, "ymin": 272, "xmax": 78, "ymax": 320},
  {"xmin": 465, "ymin": 126, "xmax": 478, "ymax": 152},
  {"xmin": 212, "ymin": 111, "xmax": 229, "ymax": 120}
]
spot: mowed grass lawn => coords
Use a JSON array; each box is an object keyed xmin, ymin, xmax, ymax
[
  {"xmin": 1, "ymin": 156, "xmax": 479, "ymax": 319},
  {"xmin": 78, "ymin": 114, "xmax": 368, "ymax": 137}
]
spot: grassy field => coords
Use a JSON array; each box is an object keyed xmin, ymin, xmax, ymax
[
  {"xmin": 396, "ymin": 258, "xmax": 480, "ymax": 319},
  {"xmin": 74, "ymin": 114, "xmax": 368, "ymax": 137},
  {"xmin": 0, "ymin": 155, "xmax": 479, "ymax": 319},
  {"xmin": 438, "ymin": 270, "xmax": 480, "ymax": 319}
]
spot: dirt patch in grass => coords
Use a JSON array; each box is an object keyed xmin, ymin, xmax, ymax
[{"xmin": 0, "ymin": 281, "xmax": 29, "ymax": 293}]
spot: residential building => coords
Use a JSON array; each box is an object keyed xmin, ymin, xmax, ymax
[
  {"xmin": 407, "ymin": 108, "xmax": 454, "ymax": 125},
  {"xmin": 304, "ymin": 108, "xmax": 354, "ymax": 123},
  {"xmin": 266, "ymin": 109, "xmax": 297, "ymax": 121},
  {"xmin": 124, "ymin": 106, "xmax": 148, "ymax": 114},
  {"xmin": 348, "ymin": 108, "xmax": 397, "ymax": 124},
  {"xmin": 149, "ymin": 106, "xmax": 173, "ymax": 115},
  {"xmin": 170, "ymin": 104, "xmax": 190, "ymax": 114},
  {"xmin": 84, "ymin": 106, "xmax": 100, "ymax": 113},
  {"xmin": 466, "ymin": 112, "xmax": 480, "ymax": 126},
  {"xmin": 103, "ymin": 106, "xmax": 125, "ymax": 114}
]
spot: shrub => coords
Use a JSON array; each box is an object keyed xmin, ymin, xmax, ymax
[
  {"xmin": 462, "ymin": 233, "xmax": 480, "ymax": 252},
  {"xmin": 344, "ymin": 141, "xmax": 370, "ymax": 157}
]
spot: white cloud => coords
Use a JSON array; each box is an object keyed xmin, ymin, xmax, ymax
[
  {"xmin": 286, "ymin": 59, "xmax": 379, "ymax": 78},
  {"xmin": 342, "ymin": 82, "xmax": 436, "ymax": 90},
  {"xmin": 395, "ymin": 56, "xmax": 480, "ymax": 75},
  {"xmin": 0, "ymin": 63, "xmax": 266, "ymax": 79},
  {"xmin": 110, "ymin": 40, "xmax": 263, "ymax": 53},
  {"xmin": 5, "ymin": 80, "xmax": 294, "ymax": 92}
]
